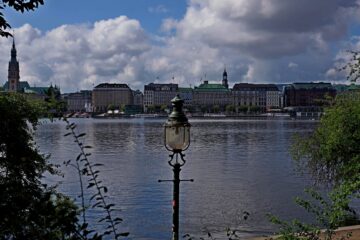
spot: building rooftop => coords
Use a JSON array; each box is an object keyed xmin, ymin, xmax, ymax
[
  {"xmin": 347, "ymin": 83, "xmax": 360, "ymax": 91},
  {"xmin": 94, "ymin": 83, "xmax": 130, "ymax": 89},
  {"xmin": 23, "ymin": 87, "xmax": 49, "ymax": 95},
  {"xmin": 289, "ymin": 82, "xmax": 334, "ymax": 90},
  {"xmin": 178, "ymin": 87, "xmax": 193, "ymax": 92},
  {"xmin": 144, "ymin": 83, "xmax": 178, "ymax": 91},
  {"xmin": 194, "ymin": 81, "xmax": 230, "ymax": 92},
  {"xmin": 3, "ymin": 81, "xmax": 30, "ymax": 91},
  {"xmin": 233, "ymin": 83, "xmax": 278, "ymax": 91}
]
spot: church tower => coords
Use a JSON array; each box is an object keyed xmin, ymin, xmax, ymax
[
  {"xmin": 8, "ymin": 38, "xmax": 20, "ymax": 92},
  {"xmin": 222, "ymin": 67, "xmax": 228, "ymax": 89}
]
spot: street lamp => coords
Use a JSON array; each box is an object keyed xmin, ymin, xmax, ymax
[{"xmin": 160, "ymin": 95, "xmax": 193, "ymax": 240}]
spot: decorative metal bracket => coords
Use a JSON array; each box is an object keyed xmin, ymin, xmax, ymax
[{"xmin": 158, "ymin": 151, "xmax": 194, "ymax": 183}]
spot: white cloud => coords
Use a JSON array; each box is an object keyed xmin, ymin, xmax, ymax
[
  {"xmin": 0, "ymin": 16, "xmax": 150, "ymax": 92},
  {"xmin": 1, "ymin": 1, "xmax": 360, "ymax": 92},
  {"xmin": 288, "ymin": 62, "xmax": 298, "ymax": 69}
]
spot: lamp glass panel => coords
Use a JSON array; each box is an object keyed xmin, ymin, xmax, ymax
[{"xmin": 165, "ymin": 125, "xmax": 190, "ymax": 151}]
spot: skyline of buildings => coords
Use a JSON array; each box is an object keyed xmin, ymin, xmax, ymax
[{"xmin": 2, "ymin": 37, "xmax": 360, "ymax": 115}]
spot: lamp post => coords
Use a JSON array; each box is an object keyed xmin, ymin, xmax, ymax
[{"xmin": 159, "ymin": 95, "xmax": 192, "ymax": 240}]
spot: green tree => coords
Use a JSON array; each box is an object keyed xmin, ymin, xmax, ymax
[
  {"xmin": 0, "ymin": 93, "xmax": 80, "ymax": 239},
  {"xmin": 270, "ymin": 93, "xmax": 360, "ymax": 240},
  {"xmin": 249, "ymin": 105, "xmax": 260, "ymax": 113},
  {"xmin": 1, "ymin": 0, "xmax": 45, "ymax": 37},
  {"xmin": 107, "ymin": 104, "xmax": 115, "ymax": 111},
  {"xmin": 213, "ymin": 104, "xmax": 220, "ymax": 113},
  {"xmin": 238, "ymin": 105, "xmax": 248, "ymax": 113},
  {"xmin": 146, "ymin": 104, "xmax": 155, "ymax": 113},
  {"xmin": 292, "ymin": 93, "xmax": 360, "ymax": 185},
  {"xmin": 225, "ymin": 104, "xmax": 235, "ymax": 113},
  {"xmin": 160, "ymin": 104, "xmax": 168, "ymax": 112},
  {"xmin": 119, "ymin": 103, "xmax": 125, "ymax": 112}
]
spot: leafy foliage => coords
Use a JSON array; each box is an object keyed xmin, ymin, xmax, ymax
[
  {"xmin": 0, "ymin": 93, "xmax": 81, "ymax": 239},
  {"xmin": 291, "ymin": 93, "xmax": 360, "ymax": 185},
  {"xmin": 0, "ymin": 0, "xmax": 45, "ymax": 37},
  {"xmin": 339, "ymin": 51, "xmax": 360, "ymax": 83},
  {"xmin": 268, "ymin": 185, "xmax": 357, "ymax": 240},
  {"xmin": 225, "ymin": 104, "xmax": 235, "ymax": 113},
  {"xmin": 272, "ymin": 91, "xmax": 360, "ymax": 240}
]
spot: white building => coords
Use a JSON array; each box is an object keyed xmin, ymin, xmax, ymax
[{"xmin": 143, "ymin": 83, "xmax": 178, "ymax": 112}]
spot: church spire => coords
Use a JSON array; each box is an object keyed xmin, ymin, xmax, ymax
[
  {"xmin": 11, "ymin": 35, "xmax": 17, "ymax": 62},
  {"xmin": 222, "ymin": 66, "xmax": 228, "ymax": 89},
  {"xmin": 8, "ymin": 36, "xmax": 20, "ymax": 92}
]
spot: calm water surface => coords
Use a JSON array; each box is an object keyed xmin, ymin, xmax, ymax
[{"xmin": 36, "ymin": 118, "xmax": 318, "ymax": 239}]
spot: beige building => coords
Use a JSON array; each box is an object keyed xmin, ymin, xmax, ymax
[
  {"xmin": 266, "ymin": 89, "xmax": 281, "ymax": 109},
  {"xmin": 193, "ymin": 80, "xmax": 232, "ymax": 112},
  {"xmin": 232, "ymin": 83, "xmax": 279, "ymax": 112},
  {"xmin": 66, "ymin": 90, "xmax": 92, "ymax": 112},
  {"xmin": 143, "ymin": 83, "xmax": 178, "ymax": 112},
  {"xmin": 92, "ymin": 83, "xmax": 133, "ymax": 113}
]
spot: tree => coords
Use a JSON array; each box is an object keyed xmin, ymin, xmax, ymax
[
  {"xmin": 340, "ymin": 50, "xmax": 360, "ymax": 83},
  {"xmin": 119, "ymin": 103, "xmax": 125, "ymax": 112},
  {"xmin": 225, "ymin": 104, "xmax": 235, "ymax": 113},
  {"xmin": 107, "ymin": 104, "xmax": 115, "ymax": 111},
  {"xmin": 146, "ymin": 104, "xmax": 155, "ymax": 113},
  {"xmin": 267, "ymin": 94, "xmax": 360, "ymax": 240},
  {"xmin": 0, "ymin": 0, "xmax": 45, "ymax": 37},
  {"xmin": 0, "ymin": 93, "xmax": 80, "ymax": 239},
  {"xmin": 213, "ymin": 104, "xmax": 220, "ymax": 113},
  {"xmin": 249, "ymin": 105, "xmax": 260, "ymax": 113},
  {"xmin": 292, "ymin": 93, "xmax": 360, "ymax": 185},
  {"xmin": 238, "ymin": 105, "xmax": 248, "ymax": 113},
  {"xmin": 160, "ymin": 104, "xmax": 168, "ymax": 112}
]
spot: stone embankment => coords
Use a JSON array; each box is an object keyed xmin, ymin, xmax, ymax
[{"xmin": 249, "ymin": 225, "xmax": 360, "ymax": 240}]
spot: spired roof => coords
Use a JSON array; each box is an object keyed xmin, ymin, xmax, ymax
[
  {"xmin": 94, "ymin": 83, "xmax": 130, "ymax": 89},
  {"xmin": 194, "ymin": 82, "xmax": 230, "ymax": 92}
]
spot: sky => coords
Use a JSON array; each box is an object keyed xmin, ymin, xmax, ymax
[{"xmin": 1, "ymin": 0, "xmax": 360, "ymax": 93}]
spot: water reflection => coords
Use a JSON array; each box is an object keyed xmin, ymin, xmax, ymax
[{"xmin": 36, "ymin": 118, "xmax": 317, "ymax": 239}]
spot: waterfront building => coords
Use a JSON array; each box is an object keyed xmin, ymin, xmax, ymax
[
  {"xmin": 193, "ymin": 80, "xmax": 232, "ymax": 112},
  {"xmin": 92, "ymin": 83, "xmax": 133, "ymax": 113},
  {"xmin": 23, "ymin": 85, "xmax": 61, "ymax": 101},
  {"xmin": 284, "ymin": 82, "xmax": 336, "ymax": 107},
  {"xmin": 178, "ymin": 87, "xmax": 193, "ymax": 107},
  {"xmin": 66, "ymin": 90, "xmax": 92, "ymax": 112},
  {"xmin": 133, "ymin": 90, "xmax": 144, "ymax": 107},
  {"xmin": 191, "ymin": 68, "xmax": 232, "ymax": 112},
  {"xmin": 143, "ymin": 83, "xmax": 178, "ymax": 112},
  {"xmin": 266, "ymin": 85, "xmax": 282, "ymax": 110},
  {"xmin": 232, "ymin": 83, "xmax": 279, "ymax": 112}
]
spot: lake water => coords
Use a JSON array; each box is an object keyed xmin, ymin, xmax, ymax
[{"xmin": 35, "ymin": 118, "xmax": 318, "ymax": 239}]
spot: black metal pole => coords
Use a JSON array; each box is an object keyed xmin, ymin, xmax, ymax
[{"xmin": 172, "ymin": 163, "xmax": 181, "ymax": 240}]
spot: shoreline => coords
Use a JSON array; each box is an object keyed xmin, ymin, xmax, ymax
[{"xmin": 247, "ymin": 224, "xmax": 360, "ymax": 240}]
